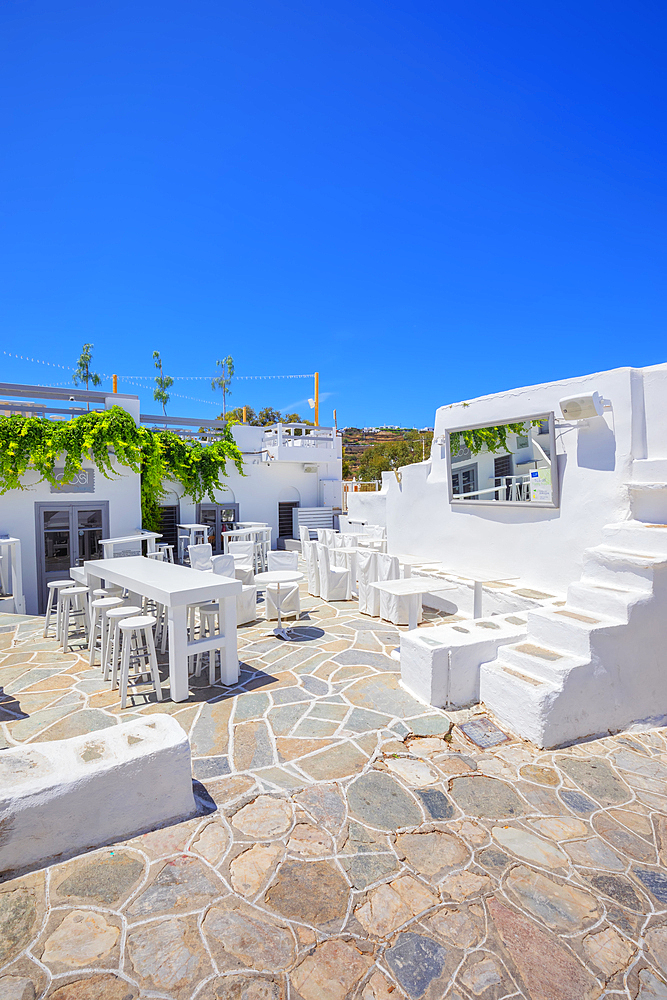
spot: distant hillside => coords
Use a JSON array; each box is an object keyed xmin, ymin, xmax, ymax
[{"xmin": 342, "ymin": 426, "xmax": 434, "ymax": 479}]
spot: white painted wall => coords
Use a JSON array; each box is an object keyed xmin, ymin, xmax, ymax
[
  {"xmin": 357, "ymin": 364, "xmax": 667, "ymax": 595},
  {"xmin": 0, "ymin": 457, "xmax": 141, "ymax": 615}
]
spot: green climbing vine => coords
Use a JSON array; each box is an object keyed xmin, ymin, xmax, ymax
[
  {"xmin": 0, "ymin": 406, "xmax": 244, "ymax": 533},
  {"xmin": 449, "ymin": 421, "xmax": 541, "ymax": 457}
]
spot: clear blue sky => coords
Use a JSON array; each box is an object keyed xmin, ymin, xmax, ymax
[{"xmin": 1, "ymin": 0, "xmax": 665, "ymax": 427}]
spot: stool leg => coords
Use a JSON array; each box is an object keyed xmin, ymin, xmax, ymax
[
  {"xmin": 88, "ymin": 609, "xmax": 100, "ymax": 666},
  {"xmin": 62, "ymin": 598, "xmax": 71, "ymax": 653},
  {"xmin": 100, "ymin": 612, "xmax": 110, "ymax": 673},
  {"xmin": 110, "ymin": 621, "xmax": 122, "ymax": 686},
  {"xmin": 56, "ymin": 594, "xmax": 65, "ymax": 643},
  {"xmin": 145, "ymin": 627, "xmax": 163, "ymax": 702},
  {"xmin": 43, "ymin": 588, "xmax": 55, "ymax": 638},
  {"xmin": 119, "ymin": 633, "xmax": 130, "ymax": 709}
]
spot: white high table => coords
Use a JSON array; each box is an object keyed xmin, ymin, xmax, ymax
[
  {"xmin": 254, "ymin": 570, "xmax": 304, "ymax": 641},
  {"xmin": 84, "ymin": 556, "xmax": 241, "ymax": 701}
]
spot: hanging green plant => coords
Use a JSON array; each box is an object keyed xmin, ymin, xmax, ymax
[
  {"xmin": 449, "ymin": 421, "xmax": 541, "ymax": 457},
  {"xmin": 0, "ymin": 406, "xmax": 244, "ymax": 532}
]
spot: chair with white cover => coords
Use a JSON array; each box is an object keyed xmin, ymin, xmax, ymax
[
  {"xmin": 303, "ymin": 540, "xmax": 320, "ymax": 597},
  {"xmin": 317, "ymin": 543, "xmax": 352, "ymax": 602},
  {"xmin": 264, "ymin": 551, "xmax": 301, "ymax": 620},
  {"xmin": 357, "ymin": 549, "xmax": 380, "ymax": 616},
  {"xmin": 299, "ymin": 525, "xmax": 311, "ymax": 547},
  {"xmin": 377, "ymin": 553, "xmax": 420, "ymax": 626},
  {"xmin": 213, "ymin": 553, "xmax": 254, "ymax": 586},
  {"xmin": 213, "ymin": 553, "xmax": 257, "ymax": 625},
  {"xmin": 228, "ymin": 540, "xmax": 255, "ymax": 573},
  {"xmin": 188, "ymin": 543, "xmax": 213, "ymax": 572}
]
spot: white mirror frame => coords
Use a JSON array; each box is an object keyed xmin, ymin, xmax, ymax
[{"xmin": 446, "ymin": 410, "xmax": 560, "ymax": 508}]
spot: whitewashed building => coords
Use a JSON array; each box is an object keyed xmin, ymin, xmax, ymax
[
  {"xmin": 347, "ymin": 362, "xmax": 667, "ymax": 747},
  {"xmin": 0, "ymin": 381, "xmax": 342, "ymax": 615}
]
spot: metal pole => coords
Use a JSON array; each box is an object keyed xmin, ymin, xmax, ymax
[
  {"xmin": 112, "ymin": 374, "xmax": 117, "ymax": 393},
  {"xmin": 243, "ymin": 406, "xmax": 247, "ymax": 423},
  {"xmin": 314, "ymin": 372, "xmax": 319, "ymax": 426}
]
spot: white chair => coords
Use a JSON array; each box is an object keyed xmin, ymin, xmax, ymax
[
  {"xmin": 357, "ymin": 549, "xmax": 380, "ymax": 617},
  {"xmin": 332, "ymin": 547, "xmax": 357, "ymax": 596},
  {"xmin": 213, "ymin": 553, "xmax": 257, "ymax": 625},
  {"xmin": 265, "ymin": 551, "xmax": 300, "ymax": 620},
  {"xmin": 377, "ymin": 553, "xmax": 420, "ymax": 626},
  {"xmin": 118, "ymin": 615, "xmax": 163, "ymax": 709},
  {"xmin": 213, "ymin": 553, "xmax": 254, "ymax": 586},
  {"xmin": 317, "ymin": 543, "xmax": 351, "ymax": 602},
  {"xmin": 89, "ymin": 596, "xmax": 125, "ymax": 666},
  {"xmin": 228, "ymin": 540, "xmax": 255, "ymax": 573},
  {"xmin": 188, "ymin": 543, "xmax": 213, "ymax": 572},
  {"xmin": 303, "ymin": 540, "xmax": 320, "ymax": 597},
  {"xmin": 43, "ymin": 579, "xmax": 76, "ymax": 638},
  {"xmin": 299, "ymin": 525, "xmax": 311, "ymax": 547},
  {"xmin": 104, "ymin": 605, "xmax": 143, "ymax": 684}
]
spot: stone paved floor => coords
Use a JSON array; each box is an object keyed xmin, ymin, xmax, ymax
[{"xmin": 2, "ymin": 586, "xmax": 667, "ymax": 999}]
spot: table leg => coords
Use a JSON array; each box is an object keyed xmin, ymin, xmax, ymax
[
  {"xmin": 275, "ymin": 583, "xmax": 282, "ymax": 631},
  {"xmin": 473, "ymin": 581, "xmax": 483, "ymax": 619},
  {"xmin": 221, "ymin": 595, "xmax": 239, "ymax": 685},
  {"xmin": 408, "ymin": 593, "xmax": 419, "ymax": 631},
  {"xmin": 167, "ymin": 604, "xmax": 190, "ymax": 702}
]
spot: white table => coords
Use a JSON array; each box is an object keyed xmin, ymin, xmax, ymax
[
  {"xmin": 370, "ymin": 578, "xmax": 457, "ymax": 631},
  {"xmin": 84, "ymin": 556, "xmax": 241, "ymax": 700},
  {"xmin": 99, "ymin": 532, "xmax": 161, "ymax": 560},
  {"xmin": 390, "ymin": 553, "xmax": 436, "ymax": 579},
  {"xmin": 254, "ymin": 570, "xmax": 304, "ymax": 640}
]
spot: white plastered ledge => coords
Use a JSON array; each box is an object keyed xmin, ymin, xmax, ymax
[{"xmin": 0, "ymin": 714, "xmax": 196, "ymax": 878}]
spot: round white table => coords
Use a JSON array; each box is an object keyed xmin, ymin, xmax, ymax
[{"xmin": 254, "ymin": 570, "xmax": 304, "ymax": 640}]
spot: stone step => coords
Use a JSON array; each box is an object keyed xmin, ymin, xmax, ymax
[
  {"xmin": 525, "ymin": 605, "xmax": 623, "ymax": 657},
  {"xmin": 493, "ymin": 640, "xmax": 586, "ymax": 684},
  {"xmin": 581, "ymin": 545, "xmax": 666, "ymax": 592},
  {"xmin": 603, "ymin": 519, "xmax": 667, "ymax": 555},
  {"xmin": 566, "ymin": 580, "xmax": 639, "ymax": 620},
  {"xmin": 479, "ymin": 660, "xmax": 560, "ymax": 748}
]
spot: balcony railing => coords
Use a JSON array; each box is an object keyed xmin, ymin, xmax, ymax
[{"xmin": 262, "ymin": 423, "xmax": 336, "ymax": 450}]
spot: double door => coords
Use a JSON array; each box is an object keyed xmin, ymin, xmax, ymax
[
  {"xmin": 197, "ymin": 503, "xmax": 239, "ymax": 554},
  {"xmin": 36, "ymin": 502, "xmax": 109, "ymax": 613}
]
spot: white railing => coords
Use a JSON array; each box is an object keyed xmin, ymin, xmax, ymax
[
  {"xmin": 342, "ymin": 479, "xmax": 381, "ymax": 511},
  {"xmin": 262, "ymin": 423, "xmax": 336, "ymax": 452}
]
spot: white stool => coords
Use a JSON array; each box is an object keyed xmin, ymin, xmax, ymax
[
  {"xmin": 104, "ymin": 605, "xmax": 142, "ymax": 684},
  {"xmin": 143, "ymin": 596, "xmax": 168, "ymax": 653},
  {"xmin": 89, "ymin": 597, "xmax": 125, "ymax": 666},
  {"xmin": 118, "ymin": 615, "xmax": 163, "ymax": 709},
  {"xmin": 43, "ymin": 579, "xmax": 75, "ymax": 638},
  {"xmin": 157, "ymin": 543, "xmax": 175, "ymax": 563},
  {"xmin": 193, "ymin": 603, "xmax": 236, "ymax": 685},
  {"xmin": 59, "ymin": 586, "xmax": 90, "ymax": 653},
  {"xmin": 147, "ymin": 550, "xmax": 165, "ymax": 561}
]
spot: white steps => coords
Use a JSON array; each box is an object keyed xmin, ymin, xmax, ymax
[{"xmin": 481, "ymin": 517, "xmax": 667, "ymax": 748}]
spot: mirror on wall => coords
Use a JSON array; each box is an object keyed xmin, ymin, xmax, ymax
[{"xmin": 446, "ymin": 412, "xmax": 559, "ymax": 507}]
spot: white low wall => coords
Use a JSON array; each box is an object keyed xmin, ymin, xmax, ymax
[
  {"xmin": 0, "ymin": 715, "xmax": 195, "ymax": 877},
  {"xmin": 345, "ymin": 491, "xmax": 387, "ymax": 528}
]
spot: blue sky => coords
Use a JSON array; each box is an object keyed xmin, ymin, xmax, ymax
[{"xmin": 1, "ymin": 0, "xmax": 665, "ymax": 427}]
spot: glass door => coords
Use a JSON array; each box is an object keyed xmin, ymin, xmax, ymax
[
  {"xmin": 36, "ymin": 502, "xmax": 109, "ymax": 612},
  {"xmin": 197, "ymin": 503, "xmax": 239, "ymax": 554}
]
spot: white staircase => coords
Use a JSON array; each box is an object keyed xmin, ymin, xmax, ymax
[{"xmin": 480, "ymin": 520, "xmax": 667, "ymax": 748}]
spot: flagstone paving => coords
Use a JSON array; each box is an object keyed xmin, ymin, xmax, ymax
[{"xmin": 3, "ymin": 591, "xmax": 667, "ymax": 997}]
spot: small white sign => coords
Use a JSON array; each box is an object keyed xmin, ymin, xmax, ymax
[{"xmin": 50, "ymin": 469, "xmax": 95, "ymax": 493}]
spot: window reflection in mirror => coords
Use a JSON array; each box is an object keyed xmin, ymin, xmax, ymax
[{"xmin": 447, "ymin": 413, "xmax": 558, "ymax": 506}]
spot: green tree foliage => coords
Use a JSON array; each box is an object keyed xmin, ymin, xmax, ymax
[
  {"xmin": 0, "ymin": 406, "xmax": 244, "ymax": 533},
  {"xmin": 357, "ymin": 430, "xmax": 433, "ymax": 481},
  {"xmin": 225, "ymin": 405, "xmax": 312, "ymax": 426},
  {"xmin": 449, "ymin": 422, "xmax": 537, "ymax": 457},
  {"xmin": 152, "ymin": 351, "xmax": 174, "ymax": 416},
  {"xmin": 72, "ymin": 344, "xmax": 102, "ymax": 403},
  {"xmin": 212, "ymin": 356, "xmax": 234, "ymax": 417}
]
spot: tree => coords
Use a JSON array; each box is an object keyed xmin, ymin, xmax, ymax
[
  {"xmin": 357, "ymin": 430, "xmax": 433, "ymax": 481},
  {"xmin": 212, "ymin": 356, "xmax": 234, "ymax": 418},
  {"xmin": 223, "ymin": 405, "xmax": 312, "ymax": 426},
  {"xmin": 152, "ymin": 351, "xmax": 174, "ymax": 416},
  {"xmin": 72, "ymin": 343, "xmax": 102, "ymax": 411}
]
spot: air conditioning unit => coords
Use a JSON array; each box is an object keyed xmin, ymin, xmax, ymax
[{"xmin": 559, "ymin": 391, "xmax": 605, "ymax": 420}]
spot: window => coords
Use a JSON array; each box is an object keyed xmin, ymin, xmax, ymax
[{"xmin": 451, "ymin": 465, "xmax": 477, "ymax": 498}]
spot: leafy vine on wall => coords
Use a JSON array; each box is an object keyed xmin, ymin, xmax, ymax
[
  {"xmin": 0, "ymin": 406, "xmax": 244, "ymax": 532},
  {"xmin": 449, "ymin": 421, "xmax": 540, "ymax": 457}
]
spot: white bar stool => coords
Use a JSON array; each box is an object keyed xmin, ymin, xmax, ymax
[
  {"xmin": 157, "ymin": 543, "xmax": 175, "ymax": 563},
  {"xmin": 89, "ymin": 596, "xmax": 125, "ymax": 666},
  {"xmin": 118, "ymin": 615, "xmax": 163, "ymax": 709},
  {"xmin": 59, "ymin": 586, "xmax": 91, "ymax": 653},
  {"xmin": 104, "ymin": 605, "xmax": 142, "ymax": 684},
  {"xmin": 43, "ymin": 579, "xmax": 76, "ymax": 638}
]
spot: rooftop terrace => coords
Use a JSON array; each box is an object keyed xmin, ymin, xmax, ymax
[{"xmin": 1, "ymin": 580, "xmax": 667, "ymax": 999}]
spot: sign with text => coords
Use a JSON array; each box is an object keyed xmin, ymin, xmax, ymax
[{"xmin": 50, "ymin": 469, "xmax": 95, "ymax": 493}]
